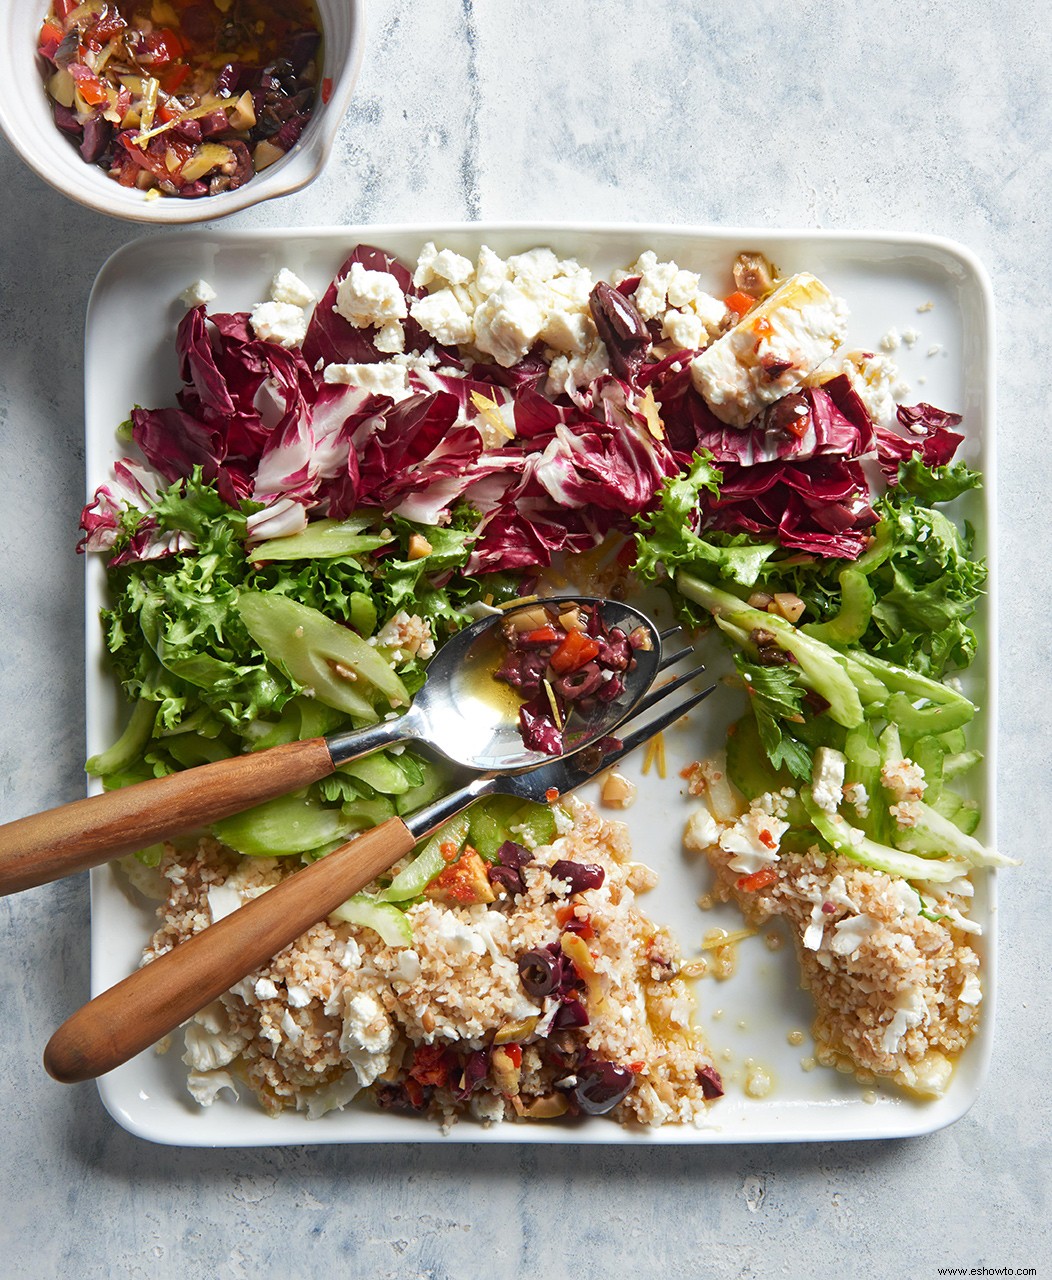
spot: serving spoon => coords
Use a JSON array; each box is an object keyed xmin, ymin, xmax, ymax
[{"xmin": 0, "ymin": 596, "xmax": 672, "ymax": 896}]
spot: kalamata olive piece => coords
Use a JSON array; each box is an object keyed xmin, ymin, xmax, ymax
[
  {"xmin": 551, "ymin": 860, "xmax": 605, "ymax": 893},
  {"xmin": 517, "ymin": 948, "xmax": 560, "ymax": 998},
  {"xmin": 573, "ymin": 1060, "xmax": 636, "ymax": 1115}
]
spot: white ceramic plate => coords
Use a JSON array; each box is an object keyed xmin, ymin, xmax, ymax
[{"xmin": 83, "ymin": 224, "xmax": 997, "ymax": 1146}]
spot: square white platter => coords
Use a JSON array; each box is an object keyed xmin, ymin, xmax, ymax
[{"xmin": 82, "ymin": 224, "xmax": 996, "ymax": 1146}]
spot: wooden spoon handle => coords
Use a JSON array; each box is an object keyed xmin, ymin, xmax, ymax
[
  {"xmin": 44, "ymin": 816, "xmax": 417, "ymax": 1084},
  {"xmin": 0, "ymin": 738, "xmax": 335, "ymax": 896}
]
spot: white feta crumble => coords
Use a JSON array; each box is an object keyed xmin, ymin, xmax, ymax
[
  {"xmin": 254, "ymin": 977, "xmax": 279, "ymax": 1001},
  {"xmin": 840, "ymin": 351, "xmax": 910, "ymax": 427},
  {"xmin": 880, "ymin": 327, "xmax": 901, "ymax": 352},
  {"xmin": 718, "ymin": 806, "xmax": 789, "ymax": 875},
  {"xmin": 958, "ymin": 973, "xmax": 982, "ymax": 1006},
  {"xmin": 339, "ymin": 992, "xmax": 396, "ymax": 1087},
  {"xmin": 842, "ymin": 781, "xmax": 870, "ymax": 819},
  {"xmin": 286, "ymin": 984, "xmax": 311, "ymax": 1009},
  {"xmin": 411, "ymin": 287, "xmax": 475, "ymax": 347},
  {"xmin": 374, "ymin": 318, "xmax": 406, "ymax": 353},
  {"xmin": 323, "ymin": 361, "xmax": 412, "ymax": 402},
  {"xmin": 394, "ymin": 949, "xmax": 422, "ymax": 982},
  {"xmin": 269, "ymin": 267, "xmax": 316, "ymax": 308},
  {"xmin": 890, "ymin": 799, "xmax": 923, "ymax": 829},
  {"xmin": 335, "ymin": 262, "xmax": 408, "ymax": 328},
  {"xmin": 829, "ymin": 912, "xmax": 880, "ymax": 956},
  {"xmin": 475, "ymin": 244, "xmax": 510, "ymax": 294},
  {"xmin": 206, "ymin": 882, "xmax": 243, "ymax": 925},
  {"xmin": 683, "ymin": 803, "xmax": 721, "ymax": 851},
  {"xmin": 473, "ymin": 282, "xmax": 546, "ymax": 366},
  {"xmin": 811, "ymin": 746, "xmax": 846, "ymax": 814},
  {"xmin": 413, "ymin": 242, "xmax": 475, "ymax": 288},
  {"xmin": 661, "ymin": 307, "xmax": 705, "ymax": 352},
  {"xmin": 179, "ymin": 278, "xmax": 217, "ymax": 308},
  {"xmin": 435, "ymin": 911, "xmax": 486, "ymax": 958},
  {"xmin": 250, "ymin": 300, "xmax": 308, "ymax": 348},
  {"xmin": 880, "ymin": 985, "xmax": 927, "ymax": 1053},
  {"xmin": 280, "ymin": 1009, "xmax": 302, "ymax": 1043},
  {"xmin": 901, "ymin": 327, "xmax": 920, "ymax": 347}
]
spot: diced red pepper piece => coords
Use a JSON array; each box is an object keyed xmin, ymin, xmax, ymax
[
  {"xmin": 549, "ymin": 629, "xmax": 601, "ymax": 675},
  {"xmin": 723, "ymin": 290, "xmax": 756, "ymax": 319},
  {"xmin": 38, "ymin": 20, "xmax": 64, "ymax": 59},
  {"xmin": 160, "ymin": 63, "xmax": 191, "ymax": 95},
  {"xmin": 83, "ymin": 9, "xmax": 127, "ymax": 50},
  {"xmin": 736, "ymin": 867, "xmax": 779, "ymax": 892},
  {"xmin": 502, "ymin": 1044, "xmax": 522, "ymax": 1068},
  {"xmin": 68, "ymin": 65, "xmax": 109, "ymax": 107},
  {"xmin": 523, "ymin": 624, "xmax": 559, "ymax": 645}
]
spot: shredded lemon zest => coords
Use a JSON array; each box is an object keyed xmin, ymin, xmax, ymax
[
  {"xmin": 470, "ymin": 389, "xmax": 515, "ymax": 440},
  {"xmin": 700, "ymin": 928, "xmax": 756, "ymax": 951},
  {"xmin": 543, "ymin": 679, "xmax": 563, "ymax": 730},
  {"xmin": 638, "ymin": 387, "xmax": 665, "ymax": 440},
  {"xmin": 642, "ymin": 737, "xmax": 659, "ymax": 776}
]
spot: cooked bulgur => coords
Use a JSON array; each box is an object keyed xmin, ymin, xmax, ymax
[
  {"xmin": 684, "ymin": 782, "xmax": 983, "ymax": 1097},
  {"xmin": 141, "ymin": 799, "xmax": 723, "ymax": 1127}
]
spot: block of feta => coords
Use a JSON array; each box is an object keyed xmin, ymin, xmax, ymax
[
  {"xmin": 690, "ymin": 273, "xmax": 848, "ymax": 428},
  {"xmin": 179, "ymin": 278, "xmax": 217, "ymax": 308}
]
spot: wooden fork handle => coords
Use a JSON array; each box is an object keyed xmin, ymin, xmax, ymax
[
  {"xmin": 44, "ymin": 816, "xmax": 417, "ymax": 1084},
  {"xmin": 0, "ymin": 738, "xmax": 335, "ymax": 896}
]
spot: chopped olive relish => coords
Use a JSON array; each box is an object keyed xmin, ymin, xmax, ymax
[{"xmin": 37, "ymin": 0, "xmax": 322, "ymax": 198}]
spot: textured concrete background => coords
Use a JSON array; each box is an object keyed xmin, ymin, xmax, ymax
[{"xmin": 0, "ymin": 1, "xmax": 1048, "ymax": 1276}]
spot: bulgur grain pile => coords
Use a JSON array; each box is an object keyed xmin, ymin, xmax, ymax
[
  {"xmin": 141, "ymin": 799, "xmax": 723, "ymax": 1127},
  {"xmin": 685, "ymin": 785, "xmax": 983, "ymax": 1097}
]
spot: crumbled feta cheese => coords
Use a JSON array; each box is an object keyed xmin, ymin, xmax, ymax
[
  {"xmin": 691, "ymin": 273, "xmax": 847, "ymax": 428},
  {"xmin": 811, "ymin": 747, "xmax": 846, "ymax": 815},
  {"xmin": 335, "ymin": 262, "xmax": 408, "ymax": 328},
  {"xmin": 842, "ymin": 781, "xmax": 870, "ymax": 818},
  {"xmin": 507, "ymin": 246, "xmax": 561, "ymax": 280},
  {"xmin": 254, "ymin": 977, "xmax": 279, "ymax": 1000},
  {"xmin": 661, "ymin": 307, "xmax": 705, "ymax": 352},
  {"xmin": 473, "ymin": 282, "xmax": 546, "ymax": 366},
  {"xmin": 339, "ymin": 992, "xmax": 396, "ymax": 1087},
  {"xmin": 206, "ymin": 882, "xmax": 243, "ymax": 925},
  {"xmin": 901, "ymin": 327, "xmax": 920, "ymax": 347},
  {"xmin": 435, "ymin": 911, "xmax": 486, "ymax": 958},
  {"xmin": 250, "ymin": 300, "xmax": 308, "ymax": 348},
  {"xmin": 374, "ymin": 318, "xmax": 406, "ymax": 354},
  {"xmin": 269, "ymin": 267, "xmax": 316, "ymax": 308},
  {"xmin": 880, "ymin": 985, "xmax": 927, "ymax": 1052},
  {"xmin": 633, "ymin": 257, "xmax": 679, "ymax": 320},
  {"xmin": 718, "ymin": 805, "xmax": 789, "ymax": 875},
  {"xmin": 829, "ymin": 912, "xmax": 879, "ymax": 957},
  {"xmin": 683, "ymin": 803, "xmax": 721, "ymax": 851},
  {"xmin": 667, "ymin": 268, "xmax": 700, "ymax": 309},
  {"xmin": 179, "ymin": 278, "xmax": 217, "ymax": 308},
  {"xmin": 841, "ymin": 351, "xmax": 911, "ymax": 427},
  {"xmin": 411, "ymin": 287, "xmax": 475, "ymax": 347},
  {"xmin": 475, "ymin": 244, "xmax": 510, "ymax": 294},
  {"xmin": 880, "ymin": 327, "xmax": 901, "ymax": 352},
  {"xmin": 286, "ymin": 984, "xmax": 311, "ymax": 1009},
  {"xmin": 395, "ymin": 949, "xmax": 422, "ymax": 982},
  {"xmin": 958, "ymin": 973, "xmax": 982, "ymax": 1006},
  {"xmin": 323, "ymin": 361, "xmax": 412, "ymax": 402},
  {"xmin": 414, "ymin": 242, "xmax": 475, "ymax": 288}
]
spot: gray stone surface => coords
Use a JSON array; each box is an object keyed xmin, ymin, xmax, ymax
[{"xmin": 0, "ymin": 1, "xmax": 1048, "ymax": 1276}]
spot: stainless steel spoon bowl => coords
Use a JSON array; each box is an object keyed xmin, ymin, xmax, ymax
[{"xmin": 328, "ymin": 594, "xmax": 663, "ymax": 773}]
